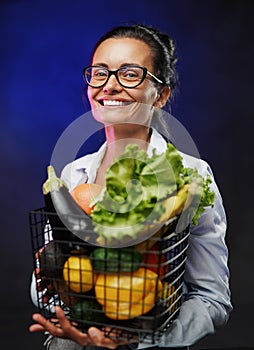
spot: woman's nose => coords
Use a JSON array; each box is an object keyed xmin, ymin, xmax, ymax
[{"xmin": 103, "ymin": 74, "xmax": 122, "ymax": 94}]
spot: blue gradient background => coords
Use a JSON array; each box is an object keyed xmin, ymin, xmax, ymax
[{"xmin": 1, "ymin": 1, "xmax": 254, "ymax": 349}]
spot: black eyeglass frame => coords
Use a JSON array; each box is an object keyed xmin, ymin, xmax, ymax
[{"xmin": 83, "ymin": 65, "xmax": 165, "ymax": 88}]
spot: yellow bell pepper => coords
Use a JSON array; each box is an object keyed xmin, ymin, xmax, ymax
[
  {"xmin": 95, "ymin": 267, "xmax": 162, "ymax": 319},
  {"xmin": 63, "ymin": 255, "xmax": 94, "ymax": 293}
]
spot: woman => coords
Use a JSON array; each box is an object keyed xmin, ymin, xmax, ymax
[{"xmin": 29, "ymin": 24, "xmax": 232, "ymax": 349}]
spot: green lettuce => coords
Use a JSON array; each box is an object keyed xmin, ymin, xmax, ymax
[{"xmin": 91, "ymin": 143, "xmax": 215, "ymax": 243}]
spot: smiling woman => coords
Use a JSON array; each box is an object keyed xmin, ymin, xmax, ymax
[
  {"xmin": 86, "ymin": 37, "xmax": 170, "ymax": 135},
  {"xmin": 29, "ymin": 24, "xmax": 232, "ymax": 350}
]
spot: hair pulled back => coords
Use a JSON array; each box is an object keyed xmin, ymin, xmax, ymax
[{"xmin": 92, "ymin": 24, "xmax": 179, "ymax": 104}]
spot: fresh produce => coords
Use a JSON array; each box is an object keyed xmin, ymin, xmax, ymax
[
  {"xmin": 90, "ymin": 248, "xmax": 142, "ymax": 272},
  {"xmin": 133, "ymin": 229, "xmax": 161, "ymax": 251},
  {"xmin": 141, "ymin": 243, "xmax": 167, "ymax": 277},
  {"xmin": 42, "ymin": 143, "xmax": 214, "ymax": 247},
  {"xmin": 71, "ymin": 183, "xmax": 103, "ymax": 215},
  {"xmin": 91, "ymin": 143, "xmax": 215, "ymax": 245},
  {"xmin": 71, "ymin": 298, "xmax": 104, "ymax": 322},
  {"xmin": 63, "ymin": 255, "xmax": 95, "ymax": 293},
  {"xmin": 158, "ymin": 184, "xmax": 191, "ymax": 223},
  {"xmin": 95, "ymin": 267, "xmax": 162, "ymax": 319},
  {"xmin": 43, "ymin": 166, "xmax": 96, "ymax": 243}
]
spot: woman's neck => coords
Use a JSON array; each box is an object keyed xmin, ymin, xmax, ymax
[{"xmin": 104, "ymin": 123, "xmax": 151, "ymax": 162}]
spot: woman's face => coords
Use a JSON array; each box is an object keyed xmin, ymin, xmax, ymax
[{"xmin": 87, "ymin": 38, "xmax": 163, "ymax": 126}]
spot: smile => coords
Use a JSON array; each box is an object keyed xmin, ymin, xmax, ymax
[{"xmin": 100, "ymin": 100, "xmax": 132, "ymax": 106}]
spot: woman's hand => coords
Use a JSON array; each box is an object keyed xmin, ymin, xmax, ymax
[{"xmin": 29, "ymin": 306, "xmax": 131, "ymax": 349}]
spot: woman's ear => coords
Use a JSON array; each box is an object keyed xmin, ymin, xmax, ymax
[{"xmin": 154, "ymin": 86, "xmax": 171, "ymax": 108}]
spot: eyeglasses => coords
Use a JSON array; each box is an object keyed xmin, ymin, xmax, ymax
[{"xmin": 83, "ymin": 65, "xmax": 165, "ymax": 88}]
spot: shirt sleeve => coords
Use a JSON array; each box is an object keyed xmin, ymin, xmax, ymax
[{"xmin": 138, "ymin": 162, "xmax": 233, "ymax": 348}]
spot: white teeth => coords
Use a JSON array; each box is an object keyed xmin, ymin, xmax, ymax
[{"xmin": 103, "ymin": 100, "xmax": 124, "ymax": 106}]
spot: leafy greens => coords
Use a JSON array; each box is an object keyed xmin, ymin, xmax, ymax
[{"xmin": 91, "ymin": 143, "xmax": 215, "ymax": 242}]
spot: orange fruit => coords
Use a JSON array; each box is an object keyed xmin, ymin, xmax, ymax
[{"xmin": 71, "ymin": 183, "xmax": 103, "ymax": 215}]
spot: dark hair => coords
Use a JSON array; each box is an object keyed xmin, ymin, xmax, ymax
[{"xmin": 92, "ymin": 24, "xmax": 179, "ymax": 105}]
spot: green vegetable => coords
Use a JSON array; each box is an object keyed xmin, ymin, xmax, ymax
[
  {"xmin": 91, "ymin": 143, "xmax": 215, "ymax": 243},
  {"xmin": 181, "ymin": 167, "xmax": 215, "ymax": 225},
  {"xmin": 71, "ymin": 298, "xmax": 104, "ymax": 323},
  {"xmin": 90, "ymin": 248, "xmax": 142, "ymax": 272}
]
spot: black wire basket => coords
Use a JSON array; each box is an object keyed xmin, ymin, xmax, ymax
[{"xmin": 29, "ymin": 207, "xmax": 190, "ymax": 344}]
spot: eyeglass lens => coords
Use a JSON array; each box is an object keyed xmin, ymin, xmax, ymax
[{"xmin": 84, "ymin": 66, "xmax": 145, "ymax": 88}]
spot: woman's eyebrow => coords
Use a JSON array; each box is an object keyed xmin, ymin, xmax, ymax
[
  {"xmin": 91, "ymin": 63, "xmax": 108, "ymax": 67},
  {"xmin": 91, "ymin": 62, "xmax": 141, "ymax": 68}
]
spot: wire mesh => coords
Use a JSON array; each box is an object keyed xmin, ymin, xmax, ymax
[{"xmin": 29, "ymin": 207, "xmax": 190, "ymax": 344}]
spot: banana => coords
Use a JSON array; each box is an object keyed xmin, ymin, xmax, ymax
[{"xmin": 159, "ymin": 184, "xmax": 191, "ymax": 223}]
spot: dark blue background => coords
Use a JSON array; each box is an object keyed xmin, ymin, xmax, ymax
[{"xmin": 1, "ymin": 1, "xmax": 254, "ymax": 348}]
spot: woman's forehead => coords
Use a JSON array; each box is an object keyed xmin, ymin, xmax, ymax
[{"xmin": 92, "ymin": 38, "xmax": 154, "ymax": 69}]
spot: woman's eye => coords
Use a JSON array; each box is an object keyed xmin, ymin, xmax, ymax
[
  {"xmin": 126, "ymin": 72, "xmax": 138, "ymax": 78},
  {"xmin": 93, "ymin": 69, "xmax": 107, "ymax": 78},
  {"xmin": 121, "ymin": 69, "xmax": 139, "ymax": 79}
]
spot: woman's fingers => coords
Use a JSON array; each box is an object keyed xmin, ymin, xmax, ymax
[
  {"xmin": 30, "ymin": 312, "xmax": 66, "ymax": 338},
  {"xmin": 53, "ymin": 307, "xmax": 76, "ymax": 336},
  {"xmin": 29, "ymin": 322, "xmax": 46, "ymax": 332},
  {"xmin": 29, "ymin": 307, "xmax": 131, "ymax": 348},
  {"xmin": 53, "ymin": 306, "xmax": 91, "ymax": 346}
]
